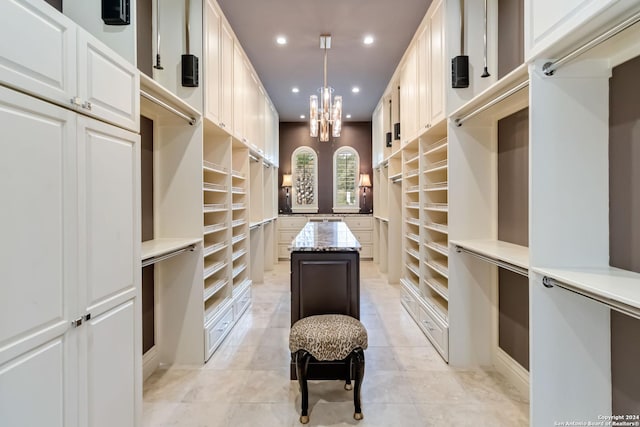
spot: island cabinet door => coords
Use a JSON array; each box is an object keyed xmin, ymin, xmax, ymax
[{"xmin": 290, "ymin": 251, "xmax": 360, "ymax": 324}]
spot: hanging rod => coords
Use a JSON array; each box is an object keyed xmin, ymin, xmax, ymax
[
  {"xmin": 140, "ymin": 90, "xmax": 197, "ymax": 125},
  {"xmin": 543, "ymin": 10, "xmax": 640, "ymax": 76},
  {"xmin": 141, "ymin": 244, "xmax": 195, "ymax": 268},
  {"xmin": 541, "ymin": 276, "xmax": 640, "ymax": 320},
  {"xmin": 455, "ymin": 245, "xmax": 528, "ymax": 277},
  {"xmin": 454, "ymin": 80, "xmax": 529, "ymax": 127}
]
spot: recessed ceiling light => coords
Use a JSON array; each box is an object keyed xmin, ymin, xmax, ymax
[
  {"xmin": 363, "ymin": 35, "xmax": 374, "ymax": 45},
  {"xmin": 292, "ymin": 87, "xmax": 299, "ymax": 93},
  {"xmin": 300, "ymin": 114, "xmax": 306, "ymax": 119},
  {"xmin": 352, "ymin": 87, "xmax": 360, "ymax": 93},
  {"xmin": 346, "ymin": 114, "xmax": 352, "ymax": 119},
  {"xmin": 276, "ymin": 36, "xmax": 287, "ymax": 45}
]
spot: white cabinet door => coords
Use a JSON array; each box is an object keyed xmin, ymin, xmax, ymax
[
  {"xmin": 77, "ymin": 116, "xmax": 139, "ymax": 319},
  {"xmin": 0, "ymin": 86, "xmax": 78, "ymax": 427},
  {"xmin": 77, "ymin": 30, "xmax": 139, "ymax": 133},
  {"xmin": 220, "ymin": 22, "xmax": 234, "ymax": 131},
  {"xmin": 0, "ymin": 0, "xmax": 76, "ymax": 108},
  {"xmin": 204, "ymin": 0, "xmax": 221, "ymax": 124},
  {"xmin": 233, "ymin": 44, "xmax": 245, "ymax": 140},
  {"xmin": 428, "ymin": 0, "xmax": 445, "ymax": 126},
  {"xmin": 417, "ymin": 25, "xmax": 430, "ymax": 132},
  {"xmin": 80, "ymin": 300, "xmax": 137, "ymax": 427},
  {"xmin": 76, "ymin": 116, "xmax": 140, "ymax": 427}
]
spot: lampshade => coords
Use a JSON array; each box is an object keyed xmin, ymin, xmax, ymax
[
  {"xmin": 358, "ymin": 173, "xmax": 371, "ymax": 188},
  {"xmin": 282, "ymin": 174, "xmax": 293, "ymax": 187}
]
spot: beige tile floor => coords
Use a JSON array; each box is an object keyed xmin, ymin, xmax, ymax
[{"xmin": 143, "ymin": 261, "xmax": 529, "ymax": 427}]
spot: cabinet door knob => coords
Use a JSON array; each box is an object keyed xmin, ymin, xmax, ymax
[
  {"xmin": 82, "ymin": 101, "xmax": 92, "ymax": 111},
  {"xmin": 70, "ymin": 96, "xmax": 82, "ymax": 107}
]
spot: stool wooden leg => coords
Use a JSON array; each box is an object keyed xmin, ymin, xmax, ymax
[
  {"xmin": 344, "ymin": 353, "xmax": 353, "ymax": 390},
  {"xmin": 296, "ymin": 350, "xmax": 311, "ymax": 424},
  {"xmin": 352, "ymin": 348, "xmax": 365, "ymax": 421}
]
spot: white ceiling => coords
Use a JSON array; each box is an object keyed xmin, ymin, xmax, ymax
[{"xmin": 217, "ymin": 0, "xmax": 433, "ymax": 122}]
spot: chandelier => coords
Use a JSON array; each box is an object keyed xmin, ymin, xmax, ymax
[{"xmin": 310, "ymin": 34, "xmax": 342, "ymax": 142}]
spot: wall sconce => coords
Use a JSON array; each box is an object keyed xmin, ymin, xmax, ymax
[
  {"xmin": 282, "ymin": 174, "xmax": 293, "ymax": 212},
  {"xmin": 359, "ymin": 173, "xmax": 371, "ymax": 213}
]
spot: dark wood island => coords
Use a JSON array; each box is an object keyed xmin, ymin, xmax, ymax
[{"xmin": 289, "ymin": 221, "xmax": 362, "ymax": 379}]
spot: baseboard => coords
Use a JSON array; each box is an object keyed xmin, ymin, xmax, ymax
[
  {"xmin": 495, "ymin": 347, "xmax": 530, "ymax": 400},
  {"xmin": 143, "ymin": 346, "xmax": 159, "ymax": 381}
]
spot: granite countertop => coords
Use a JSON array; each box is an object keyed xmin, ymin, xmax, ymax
[{"xmin": 289, "ymin": 222, "xmax": 362, "ymax": 252}]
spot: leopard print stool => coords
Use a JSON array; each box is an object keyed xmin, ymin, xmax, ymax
[{"xmin": 289, "ymin": 314, "xmax": 368, "ymax": 424}]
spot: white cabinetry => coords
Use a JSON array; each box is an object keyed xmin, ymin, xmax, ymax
[
  {"xmin": 0, "ymin": 0, "xmax": 139, "ymax": 132},
  {"xmin": 204, "ymin": 0, "xmax": 221, "ymax": 124},
  {"xmin": 0, "ymin": 85, "xmax": 140, "ymax": 427},
  {"xmin": 0, "ymin": 2, "xmax": 140, "ymax": 425}
]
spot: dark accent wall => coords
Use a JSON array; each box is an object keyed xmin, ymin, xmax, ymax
[
  {"xmin": 45, "ymin": 0, "xmax": 62, "ymax": 12},
  {"xmin": 497, "ymin": 108, "xmax": 529, "ymax": 370},
  {"xmin": 609, "ymin": 55, "xmax": 640, "ymax": 415},
  {"xmin": 498, "ymin": 0, "xmax": 525, "ymax": 79},
  {"xmin": 140, "ymin": 116, "xmax": 155, "ymax": 353},
  {"xmin": 278, "ymin": 122, "xmax": 373, "ymax": 214},
  {"xmin": 137, "ymin": 0, "xmax": 153, "ymax": 77}
]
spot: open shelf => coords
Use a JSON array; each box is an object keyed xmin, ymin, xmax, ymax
[
  {"xmin": 141, "ymin": 238, "xmax": 202, "ymax": 262},
  {"xmin": 204, "ymin": 260, "xmax": 227, "ymax": 280},
  {"xmin": 531, "ymin": 266, "xmax": 640, "ymax": 318},
  {"xmin": 423, "ymin": 276, "xmax": 449, "ymax": 301},
  {"xmin": 451, "ymin": 239, "xmax": 530, "ymax": 271},
  {"xmin": 203, "ymin": 278, "xmax": 228, "ymax": 302},
  {"xmin": 425, "ymin": 258, "xmax": 449, "ymax": 279},
  {"xmin": 203, "ymin": 160, "xmax": 228, "ymax": 175},
  {"xmin": 203, "ymin": 242, "xmax": 227, "ymax": 258}
]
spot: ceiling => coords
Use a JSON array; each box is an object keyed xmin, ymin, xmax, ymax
[{"xmin": 217, "ymin": 0, "xmax": 433, "ymax": 122}]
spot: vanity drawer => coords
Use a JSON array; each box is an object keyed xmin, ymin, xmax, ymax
[{"xmin": 351, "ymin": 230, "xmax": 372, "ymax": 244}]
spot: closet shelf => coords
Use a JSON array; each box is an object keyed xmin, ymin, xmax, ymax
[
  {"xmin": 204, "ymin": 203, "xmax": 227, "ymax": 213},
  {"xmin": 232, "ymin": 248, "xmax": 247, "ymax": 262},
  {"xmin": 204, "ymin": 298, "xmax": 232, "ymax": 326},
  {"xmin": 231, "ymin": 170, "xmax": 246, "ymax": 179},
  {"xmin": 203, "ymin": 279, "xmax": 228, "ymax": 302},
  {"xmin": 424, "ymin": 203, "xmax": 448, "ymax": 212},
  {"xmin": 405, "ymin": 202, "xmax": 420, "ymax": 209},
  {"xmin": 140, "ymin": 73, "xmax": 201, "ymax": 125},
  {"xmin": 203, "ymin": 242, "xmax": 227, "ymax": 258},
  {"xmin": 204, "ymin": 261, "xmax": 227, "ymax": 280},
  {"xmin": 232, "ymin": 203, "xmax": 246, "ymax": 210},
  {"xmin": 232, "ymin": 219, "xmax": 247, "ymax": 227},
  {"xmin": 406, "ymin": 248, "xmax": 420, "ymax": 260},
  {"xmin": 405, "ymin": 218, "xmax": 420, "ymax": 227},
  {"xmin": 424, "ymin": 137, "xmax": 448, "ymax": 156},
  {"xmin": 451, "ymin": 239, "xmax": 529, "ymax": 272},
  {"xmin": 425, "ymin": 241, "xmax": 449, "ymax": 257},
  {"xmin": 232, "ymin": 234, "xmax": 247, "ymax": 244},
  {"xmin": 406, "ymin": 263, "xmax": 420, "ymax": 277},
  {"xmin": 425, "ymin": 259, "xmax": 449, "ymax": 279},
  {"xmin": 204, "ymin": 223, "xmax": 227, "ymax": 235},
  {"xmin": 424, "ymin": 277, "xmax": 449, "ymax": 301},
  {"xmin": 424, "ymin": 222, "xmax": 448, "ymax": 234},
  {"xmin": 203, "ymin": 182, "xmax": 227, "ymax": 192},
  {"xmin": 424, "ymin": 182, "xmax": 448, "ymax": 191},
  {"xmin": 531, "ymin": 267, "xmax": 640, "ymax": 320},
  {"xmin": 424, "ymin": 160, "xmax": 447, "ymax": 173},
  {"xmin": 203, "ymin": 160, "xmax": 228, "ymax": 175},
  {"xmin": 405, "ymin": 169, "xmax": 420, "ymax": 178},
  {"xmin": 450, "ymin": 63, "xmax": 529, "ymax": 126},
  {"xmin": 406, "ymin": 233, "xmax": 420, "ymax": 243},
  {"xmin": 141, "ymin": 238, "xmax": 201, "ymax": 267},
  {"xmin": 232, "ymin": 264, "xmax": 247, "ymax": 279},
  {"xmin": 405, "ymin": 154, "xmax": 420, "ymax": 165},
  {"xmin": 406, "ymin": 184, "xmax": 420, "ymax": 193}
]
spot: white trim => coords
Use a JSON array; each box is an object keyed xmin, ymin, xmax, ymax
[
  {"xmin": 495, "ymin": 347, "xmax": 530, "ymax": 401},
  {"xmin": 291, "ymin": 146, "xmax": 318, "ymax": 212},
  {"xmin": 142, "ymin": 345, "xmax": 159, "ymax": 381},
  {"xmin": 333, "ymin": 146, "xmax": 360, "ymax": 210}
]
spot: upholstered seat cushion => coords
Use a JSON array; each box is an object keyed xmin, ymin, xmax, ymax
[{"xmin": 289, "ymin": 314, "xmax": 368, "ymax": 361}]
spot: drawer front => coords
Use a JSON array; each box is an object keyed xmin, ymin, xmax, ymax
[
  {"xmin": 400, "ymin": 287, "xmax": 417, "ymax": 319},
  {"xmin": 278, "ymin": 245, "xmax": 291, "ymax": 259},
  {"xmin": 343, "ymin": 217, "xmax": 373, "ymax": 230},
  {"xmin": 351, "ymin": 230, "xmax": 372, "ymax": 244},
  {"xmin": 278, "ymin": 216, "xmax": 308, "ymax": 229},
  {"xmin": 360, "ymin": 245, "xmax": 373, "ymax": 259},
  {"xmin": 278, "ymin": 230, "xmax": 299, "ymax": 244},
  {"xmin": 234, "ymin": 286, "xmax": 251, "ymax": 318},
  {"xmin": 205, "ymin": 306, "xmax": 234, "ymax": 359},
  {"xmin": 418, "ymin": 304, "xmax": 449, "ymax": 360}
]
